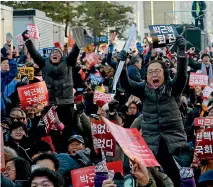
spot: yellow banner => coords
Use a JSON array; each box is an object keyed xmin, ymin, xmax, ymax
[{"xmin": 16, "ymin": 67, "xmax": 34, "ymax": 80}]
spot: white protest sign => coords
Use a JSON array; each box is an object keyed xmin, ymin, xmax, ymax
[
  {"xmin": 16, "ymin": 34, "xmax": 25, "ymax": 45},
  {"xmin": 27, "ymin": 24, "xmax": 40, "ymax": 40},
  {"xmin": 112, "ymin": 24, "xmax": 137, "ymax": 92}
]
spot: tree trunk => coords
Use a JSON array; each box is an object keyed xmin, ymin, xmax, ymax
[{"xmin": 65, "ymin": 19, "xmax": 69, "ymax": 38}]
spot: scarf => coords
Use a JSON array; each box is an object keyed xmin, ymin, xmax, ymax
[{"xmin": 201, "ymin": 62, "xmax": 213, "ymax": 83}]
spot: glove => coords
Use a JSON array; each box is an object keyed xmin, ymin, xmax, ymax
[
  {"xmin": 136, "ymin": 42, "xmax": 143, "ymax": 54},
  {"xmin": 21, "ymin": 76, "xmax": 29, "ymax": 85},
  {"xmin": 22, "ymin": 30, "xmax": 30, "ymax": 41},
  {"xmin": 108, "ymin": 99, "xmax": 119, "ymax": 113},
  {"xmin": 176, "ymin": 35, "xmax": 186, "ymax": 53},
  {"xmin": 117, "ymin": 50, "xmax": 127, "ymax": 61}
]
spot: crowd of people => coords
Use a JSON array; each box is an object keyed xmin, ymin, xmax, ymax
[{"xmin": 1, "ymin": 26, "xmax": 213, "ymax": 187}]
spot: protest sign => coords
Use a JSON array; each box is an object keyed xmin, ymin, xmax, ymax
[
  {"xmin": 43, "ymin": 106, "xmax": 58, "ymax": 134},
  {"xmin": 194, "ymin": 117, "xmax": 213, "ymax": 127},
  {"xmin": 90, "ymin": 74, "xmax": 103, "ymax": 86},
  {"xmin": 102, "ymin": 117, "xmax": 160, "ymax": 167},
  {"xmin": 16, "ymin": 67, "xmax": 34, "ymax": 80},
  {"xmin": 72, "ymin": 27, "xmax": 94, "ymax": 49},
  {"xmin": 148, "ymin": 25, "xmax": 177, "ymax": 48},
  {"xmin": 16, "ymin": 33, "xmax": 24, "ymax": 46},
  {"xmin": 17, "ymin": 81, "xmax": 48, "ymax": 110},
  {"xmin": 195, "ymin": 128, "xmax": 213, "ymax": 160},
  {"xmin": 189, "ymin": 73, "xmax": 208, "ymax": 87},
  {"xmin": 202, "ymin": 86, "xmax": 213, "ymax": 98},
  {"xmin": 6, "ymin": 32, "xmax": 13, "ymax": 41},
  {"xmin": 84, "ymin": 53, "xmax": 99, "ymax": 68},
  {"xmin": 71, "ymin": 161, "xmax": 123, "ymax": 187},
  {"xmin": 112, "ymin": 24, "xmax": 136, "ymax": 92},
  {"xmin": 93, "ymin": 91, "xmax": 114, "ymax": 104},
  {"xmin": 27, "ymin": 24, "xmax": 40, "ymax": 40},
  {"xmin": 90, "ymin": 118, "xmax": 116, "ymax": 157},
  {"xmin": 1, "ymin": 127, "xmax": 5, "ymax": 171}
]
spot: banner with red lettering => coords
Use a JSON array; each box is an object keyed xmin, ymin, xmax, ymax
[
  {"xmin": 102, "ymin": 117, "xmax": 160, "ymax": 167},
  {"xmin": 16, "ymin": 33, "xmax": 24, "ymax": 46},
  {"xmin": 93, "ymin": 91, "xmax": 114, "ymax": 104},
  {"xmin": 71, "ymin": 161, "xmax": 123, "ymax": 187},
  {"xmin": 90, "ymin": 118, "xmax": 116, "ymax": 157},
  {"xmin": 1, "ymin": 127, "xmax": 5, "ymax": 171},
  {"xmin": 195, "ymin": 128, "xmax": 213, "ymax": 160},
  {"xmin": 194, "ymin": 117, "xmax": 213, "ymax": 127},
  {"xmin": 17, "ymin": 81, "xmax": 49, "ymax": 110},
  {"xmin": 27, "ymin": 24, "xmax": 40, "ymax": 40},
  {"xmin": 43, "ymin": 106, "xmax": 58, "ymax": 134},
  {"xmin": 189, "ymin": 73, "xmax": 208, "ymax": 87}
]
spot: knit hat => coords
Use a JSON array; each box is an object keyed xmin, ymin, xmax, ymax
[
  {"xmin": 74, "ymin": 95, "xmax": 84, "ymax": 104},
  {"xmin": 201, "ymin": 53, "xmax": 210, "ymax": 60},
  {"xmin": 68, "ymin": 135, "xmax": 85, "ymax": 144},
  {"xmin": 50, "ymin": 47, "xmax": 63, "ymax": 57},
  {"xmin": 96, "ymin": 100, "xmax": 106, "ymax": 108}
]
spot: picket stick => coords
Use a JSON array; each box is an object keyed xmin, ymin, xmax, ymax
[{"xmin": 112, "ymin": 24, "xmax": 136, "ymax": 92}]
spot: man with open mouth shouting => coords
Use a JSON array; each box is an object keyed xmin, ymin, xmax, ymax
[{"xmin": 119, "ymin": 35, "xmax": 188, "ymax": 187}]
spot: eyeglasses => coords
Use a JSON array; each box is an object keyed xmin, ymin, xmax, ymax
[
  {"xmin": 147, "ymin": 68, "xmax": 163, "ymax": 76},
  {"xmin": 12, "ymin": 128, "xmax": 24, "ymax": 133}
]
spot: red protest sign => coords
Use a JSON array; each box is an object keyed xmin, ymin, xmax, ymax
[
  {"xmin": 102, "ymin": 117, "xmax": 160, "ymax": 167},
  {"xmin": 71, "ymin": 161, "xmax": 123, "ymax": 187},
  {"xmin": 43, "ymin": 106, "xmax": 58, "ymax": 134},
  {"xmin": 194, "ymin": 117, "xmax": 213, "ymax": 127},
  {"xmin": 93, "ymin": 91, "xmax": 114, "ymax": 104},
  {"xmin": 90, "ymin": 118, "xmax": 116, "ymax": 157},
  {"xmin": 195, "ymin": 128, "xmax": 213, "ymax": 160},
  {"xmin": 16, "ymin": 33, "xmax": 24, "ymax": 46},
  {"xmin": 27, "ymin": 24, "xmax": 39, "ymax": 40},
  {"xmin": 1, "ymin": 127, "xmax": 5, "ymax": 171},
  {"xmin": 84, "ymin": 53, "xmax": 99, "ymax": 68},
  {"xmin": 189, "ymin": 73, "xmax": 208, "ymax": 87},
  {"xmin": 17, "ymin": 81, "xmax": 49, "ymax": 110}
]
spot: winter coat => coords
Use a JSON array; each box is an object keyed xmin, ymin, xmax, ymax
[
  {"xmin": 120, "ymin": 56, "xmax": 188, "ymax": 156},
  {"xmin": 130, "ymin": 114, "xmax": 143, "ymax": 130},
  {"xmin": 1, "ymin": 59, "xmax": 18, "ymax": 114},
  {"xmin": 128, "ymin": 65, "xmax": 142, "ymax": 82},
  {"xmin": 5, "ymin": 136, "xmax": 32, "ymax": 164},
  {"xmin": 1, "ymin": 43, "xmax": 11, "ymax": 57},
  {"xmin": 25, "ymin": 40, "xmax": 80, "ymax": 105},
  {"xmin": 191, "ymin": 1, "xmax": 206, "ymax": 18}
]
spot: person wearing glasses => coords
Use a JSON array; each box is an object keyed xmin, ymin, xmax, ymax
[
  {"xmin": 118, "ymin": 36, "xmax": 188, "ymax": 187},
  {"xmin": 5, "ymin": 121, "xmax": 32, "ymax": 163}
]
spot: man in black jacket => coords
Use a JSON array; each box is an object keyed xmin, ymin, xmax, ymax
[
  {"xmin": 127, "ymin": 56, "xmax": 143, "ymax": 82},
  {"xmin": 22, "ymin": 30, "xmax": 80, "ymax": 143}
]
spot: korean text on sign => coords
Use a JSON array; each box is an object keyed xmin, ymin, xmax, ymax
[
  {"xmin": 71, "ymin": 161, "xmax": 123, "ymax": 187},
  {"xmin": 102, "ymin": 117, "xmax": 160, "ymax": 167},
  {"xmin": 194, "ymin": 117, "xmax": 213, "ymax": 127},
  {"xmin": 27, "ymin": 24, "xmax": 40, "ymax": 40},
  {"xmin": 84, "ymin": 53, "xmax": 99, "ymax": 66},
  {"xmin": 43, "ymin": 106, "xmax": 58, "ymax": 134},
  {"xmin": 93, "ymin": 91, "xmax": 114, "ymax": 104},
  {"xmin": 16, "ymin": 67, "xmax": 34, "ymax": 80},
  {"xmin": 148, "ymin": 25, "xmax": 177, "ymax": 47},
  {"xmin": 90, "ymin": 74, "xmax": 103, "ymax": 86},
  {"xmin": 195, "ymin": 128, "xmax": 213, "ymax": 160},
  {"xmin": 189, "ymin": 73, "xmax": 208, "ymax": 87},
  {"xmin": 90, "ymin": 118, "xmax": 116, "ymax": 157},
  {"xmin": 17, "ymin": 81, "xmax": 49, "ymax": 110}
]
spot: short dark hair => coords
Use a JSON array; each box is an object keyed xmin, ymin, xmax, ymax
[
  {"xmin": 29, "ymin": 168, "xmax": 64, "ymax": 187},
  {"xmin": 9, "ymin": 121, "xmax": 25, "ymax": 133},
  {"xmin": 118, "ymin": 112, "xmax": 126, "ymax": 123},
  {"xmin": 130, "ymin": 55, "xmax": 142, "ymax": 65},
  {"xmin": 32, "ymin": 153, "xmax": 60, "ymax": 171},
  {"xmin": 10, "ymin": 157, "xmax": 31, "ymax": 180},
  {"xmin": 30, "ymin": 140, "xmax": 53, "ymax": 157}
]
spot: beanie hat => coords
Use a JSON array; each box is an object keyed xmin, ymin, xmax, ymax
[
  {"xmin": 74, "ymin": 95, "xmax": 84, "ymax": 104},
  {"xmin": 201, "ymin": 53, "xmax": 210, "ymax": 60},
  {"xmin": 50, "ymin": 48, "xmax": 63, "ymax": 57},
  {"xmin": 96, "ymin": 100, "xmax": 106, "ymax": 108}
]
